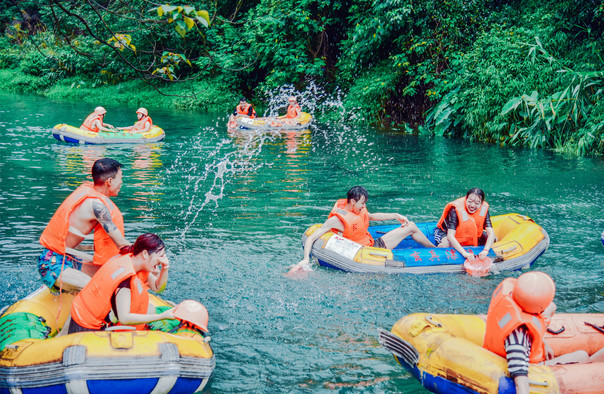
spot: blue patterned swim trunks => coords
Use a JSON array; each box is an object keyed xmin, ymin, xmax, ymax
[{"xmin": 37, "ymin": 248, "xmax": 83, "ymax": 294}]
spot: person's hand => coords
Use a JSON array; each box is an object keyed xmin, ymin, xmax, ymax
[
  {"xmin": 161, "ymin": 308, "xmax": 174, "ymax": 320},
  {"xmin": 463, "ymin": 250, "xmax": 476, "ymax": 260},
  {"xmin": 396, "ymin": 215, "xmax": 409, "ymax": 226},
  {"xmin": 544, "ymin": 340, "xmax": 555, "ymax": 360},
  {"xmin": 478, "ymin": 249, "xmax": 489, "ymax": 259},
  {"xmin": 158, "ymin": 255, "xmax": 170, "ymax": 271},
  {"xmin": 288, "ymin": 259, "xmax": 312, "ymax": 274}
]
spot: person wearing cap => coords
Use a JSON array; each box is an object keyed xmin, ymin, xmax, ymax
[
  {"xmin": 38, "ymin": 158, "xmax": 131, "ymax": 293},
  {"xmin": 435, "ymin": 188, "xmax": 495, "ymax": 261},
  {"xmin": 483, "ymin": 271, "xmax": 604, "ymax": 394},
  {"xmin": 279, "ymin": 96, "xmax": 301, "ymax": 121},
  {"xmin": 80, "ymin": 106, "xmax": 115, "ymax": 133},
  {"xmin": 67, "ymin": 233, "xmax": 173, "ymax": 334},
  {"xmin": 118, "ymin": 108, "xmax": 153, "ymax": 133},
  {"xmin": 289, "ymin": 186, "xmax": 435, "ymax": 273}
]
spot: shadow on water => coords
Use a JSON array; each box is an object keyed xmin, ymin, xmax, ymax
[{"xmin": 0, "ymin": 91, "xmax": 603, "ymax": 392}]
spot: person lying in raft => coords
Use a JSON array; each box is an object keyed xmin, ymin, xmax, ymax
[
  {"xmin": 434, "ymin": 188, "xmax": 496, "ymax": 261},
  {"xmin": 289, "ymin": 186, "xmax": 435, "ymax": 272},
  {"xmin": 483, "ymin": 271, "xmax": 604, "ymax": 394},
  {"xmin": 38, "ymin": 158, "xmax": 130, "ymax": 293},
  {"xmin": 66, "ymin": 233, "xmax": 173, "ymax": 334},
  {"xmin": 80, "ymin": 106, "xmax": 115, "ymax": 133},
  {"xmin": 117, "ymin": 107, "xmax": 153, "ymax": 133},
  {"xmin": 228, "ymin": 97, "xmax": 257, "ymax": 128}
]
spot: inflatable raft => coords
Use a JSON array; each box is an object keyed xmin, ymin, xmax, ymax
[
  {"xmin": 231, "ymin": 112, "xmax": 313, "ymax": 130},
  {"xmin": 52, "ymin": 124, "xmax": 165, "ymax": 144},
  {"xmin": 301, "ymin": 213, "xmax": 549, "ymax": 274},
  {"xmin": 378, "ymin": 313, "xmax": 604, "ymax": 393},
  {"xmin": 0, "ymin": 286, "xmax": 214, "ymax": 394}
]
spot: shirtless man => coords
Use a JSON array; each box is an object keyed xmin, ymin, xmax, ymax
[{"xmin": 38, "ymin": 158, "xmax": 130, "ymax": 293}]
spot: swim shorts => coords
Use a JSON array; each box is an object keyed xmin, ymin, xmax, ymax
[
  {"xmin": 373, "ymin": 237, "xmax": 387, "ymax": 249},
  {"xmin": 37, "ymin": 248, "xmax": 83, "ymax": 294}
]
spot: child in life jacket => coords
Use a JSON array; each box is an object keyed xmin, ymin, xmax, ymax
[{"xmin": 483, "ymin": 271, "xmax": 604, "ymax": 394}]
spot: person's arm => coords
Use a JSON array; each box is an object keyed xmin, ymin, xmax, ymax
[
  {"xmin": 93, "ymin": 119, "xmax": 115, "ymax": 132},
  {"xmin": 114, "ymin": 288, "xmax": 174, "ymax": 325},
  {"xmin": 147, "ymin": 255, "xmax": 170, "ymax": 293},
  {"xmin": 291, "ymin": 216, "xmax": 343, "ymax": 271},
  {"xmin": 478, "ymin": 211, "xmax": 496, "ymax": 259},
  {"xmin": 136, "ymin": 120, "xmax": 151, "ymax": 133},
  {"xmin": 368, "ymin": 212, "xmax": 408, "ymax": 225},
  {"xmin": 505, "ymin": 326, "xmax": 531, "ymax": 394},
  {"xmin": 91, "ymin": 200, "xmax": 130, "ymax": 248}
]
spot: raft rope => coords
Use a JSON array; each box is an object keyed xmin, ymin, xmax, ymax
[{"xmin": 584, "ymin": 321, "xmax": 604, "ymax": 334}]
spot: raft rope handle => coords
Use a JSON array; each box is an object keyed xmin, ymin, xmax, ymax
[
  {"xmin": 547, "ymin": 326, "xmax": 565, "ymax": 335},
  {"xmin": 105, "ymin": 325, "xmax": 136, "ymax": 331},
  {"xmin": 529, "ymin": 380, "xmax": 549, "ymax": 387},
  {"xmin": 499, "ymin": 245, "xmax": 518, "ymax": 253},
  {"xmin": 584, "ymin": 321, "xmax": 604, "ymax": 334},
  {"xmin": 368, "ymin": 251, "xmax": 391, "ymax": 257},
  {"xmin": 425, "ymin": 315, "xmax": 442, "ymax": 328}
]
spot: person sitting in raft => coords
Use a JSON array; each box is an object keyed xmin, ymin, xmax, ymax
[
  {"xmin": 67, "ymin": 233, "xmax": 173, "ymax": 334},
  {"xmin": 38, "ymin": 158, "xmax": 130, "ymax": 293},
  {"xmin": 278, "ymin": 96, "xmax": 301, "ymax": 122},
  {"xmin": 118, "ymin": 107, "xmax": 153, "ymax": 133},
  {"xmin": 483, "ymin": 271, "xmax": 604, "ymax": 394},
  {"xmin": 434, "ymin": 188, "xmax": 496, "ymax": 261},
  {"xmin": 80, "ymin": 106, "xmax": 115, "ymax": 133},
  {"xmin": 289, "ymin": 186, "xmax": 436, "ymax": 272},
  {"xmin": 228, "ymin": 97, "xmax": 256, "ymax": 128}
]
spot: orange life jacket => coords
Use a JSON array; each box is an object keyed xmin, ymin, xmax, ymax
[
  {"xmin": 327, "ymin": 199, "xmax": 373, "ymax": 246},
  {"xmin": 236, "ymin": 103, "xmax": 256, "ymax": 118},
  {"xmin": 39, "ymin": 182, "xmax": 125, "ymax": 265},
  {"xmin": 286, "ymin": 103, "xmax": 301, "ymax": 119},
  {"xmin": 131, "ymin": 115, "xmax": 153, "ymax": 132},
  {"xmin": 71, "ymin": 254, "xmax": 150, "ymax": 330},
  {"xmin": 80, "ymin": 113, "xmax": 102, "ymax": 133},
  {"xmin": 483, "ymin": 278, "xmax": 547, "ymax": 363},
  {"xmin": 436, "ymin": 197, "xmax": 489, "ymax": 246}
]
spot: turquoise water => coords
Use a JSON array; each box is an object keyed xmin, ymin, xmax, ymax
[{"xmin": 0, "ymin": 91, "xmax": 603, "ymax": 392}]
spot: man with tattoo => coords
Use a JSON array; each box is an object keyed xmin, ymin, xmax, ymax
[{"xmin": 38, "ymin": 158, "xmax": 131, "ymax": 293}]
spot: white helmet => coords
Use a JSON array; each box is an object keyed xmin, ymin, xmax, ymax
[
  {"xmin": 136, "ymin": 107, "xmax": 148, "ymax": 116},
  {"xmin": 94, "ymin": 106, "xmax": 107, "ymax": 115}
]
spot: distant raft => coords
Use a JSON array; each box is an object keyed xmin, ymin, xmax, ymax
[
  {"xmin": 378, "ymin": 313, "xmax": 604, "ymax": 393},
  {"xmin": 233, "ymin": 112, "xmax": 313, "ymax": 130},
  {"xmin": 301, "ymin": 213, "xmax": 549, "ymax": 274},
  {"xmin": 52, "ymin": 124, "xmax": 165, "ymax": 144},
  {"xmin": 0, "ymin": 287, "xmax": 214, "ymax": 394}
]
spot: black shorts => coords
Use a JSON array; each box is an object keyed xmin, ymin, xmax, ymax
[
  {"xmin": 67, "ymin": 317, "xmax": 98, "ymax": 334},
  {"xmin": 373, "ymin": 237, "xmax": 387, "ymax": 249}
]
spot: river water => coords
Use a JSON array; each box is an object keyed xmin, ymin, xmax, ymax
[{"xmin": 0, "ymin": 91, "xmax": 603, "ymax": 392}]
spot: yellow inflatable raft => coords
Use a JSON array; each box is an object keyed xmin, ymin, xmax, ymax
[
  {"xmin": 52, "ymin": 124, "xmax": 166, "ymax": 144},
  {"xmin": 378, "ymin": 313, "xmax": 604, "ymax": 393},
  {"xmin": 302, "ymin": 213, "xmax": 549, "ymax": 274},
  {"xmin": 0, "ymin": 287, "xmax": 214, "ymax": 394},
  {"xmin": 232, "ymin": 112, "xmax": 313, "ymax": 130}
]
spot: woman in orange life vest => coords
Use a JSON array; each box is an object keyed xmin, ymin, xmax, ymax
[
  {"xmin": 289, "ymin": 186, "xmax": 436, "ymax": 273},
  {"xmin": 278, "ymin": 96, "xmax": 301, "ymax": 121},
  {"xmin": 483, "ymin": 271, "xmax": 604, "ymax": 394},
  {"xmin": 66, "ymin": 233, "xmax": 173, "ymax": 334},
  {"xmin": 80, "ymin": 106, "xmax": 115, "ymax": 133},
  {"xmin": 435, "ymin": 188, "xmax": 496, "ymax": 261},
  {"xmin": 118, "ymin": 107, "xmax": 153, "ymax": 133}
]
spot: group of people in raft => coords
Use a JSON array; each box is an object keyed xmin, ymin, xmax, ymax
[
  {"xmin": 34, "ymin": 160, "xmax": 604, "ymax": 391},
  {"xmin": 289, "ymin": 186, "xmax": 604, "ymax": 394},
  {"xmin": 227, "ymin": 95, "xmax": 302, "ymax": 128},
  {"xmin": 36, "ymin": 158, "xmax": 206, "ymax": 335},
  {"xmin": 80, "ymin": 106, "xmax": 154, "ymax": 134}
]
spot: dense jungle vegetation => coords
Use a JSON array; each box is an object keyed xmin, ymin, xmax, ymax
[{"xmin": 2, "ymin": 0, "xmax": 604, "ymax": 155}]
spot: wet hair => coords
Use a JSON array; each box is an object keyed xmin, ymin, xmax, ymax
[
  {"xmin": 347, "ymin": 186, "xmax": 369, "ymax": 203},
  {"xmin": 120, "ymin": 233, "xmax": 165, "ymax": 256},
  {"xmin": 466, "ymin": 188, "xmax": 485, "ymax": 202},
  {"xmin": 92, "ymin": 158, "xmax": 123, "ymax": 185},
  {"xmin": 240, "ymin": 97, "xmax": 247, "ymax": 102}
]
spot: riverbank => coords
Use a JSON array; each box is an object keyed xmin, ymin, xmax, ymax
[{"xmin": 0, "ymin": 69, "xmax": 238, "ymax": 112}]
